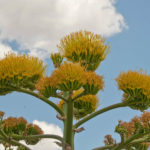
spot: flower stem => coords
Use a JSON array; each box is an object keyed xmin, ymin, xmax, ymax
[{"xmin": 74, "ymin": 102, "xmax": 128, "ymax": 128}]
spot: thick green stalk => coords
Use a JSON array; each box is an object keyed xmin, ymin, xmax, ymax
[
  {"xmin": 74, "ymin": 102, "xmax": 128, "ymax": 128},
  {"xmin": 63, "ymin": 99, "xmax": 74, "ymax": 150}
]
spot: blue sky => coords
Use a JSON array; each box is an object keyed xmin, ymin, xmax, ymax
[{"xmin": 0, "ymin": 0, "xmax": 150, "ymax": 150}]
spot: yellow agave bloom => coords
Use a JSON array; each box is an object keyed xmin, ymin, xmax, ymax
[
  {"xmin": 0, "ymin": 53, "xmax": 46, "ymax": 91},
  {"xmin": 116, "ymin": 70, "xmax": 150, "ymax": 110},
  {"xmin": 57, "ymin": 31, "xmax": 110, "ymax": 71},
  {"xmin": 36, "ymin": 76, "xmax": 57, "ymax": 98},
  {"xmin": 83, "ymin": 71, "xmax": 104, "ymax": 95},
  {"xmin": 74, "ymin": 94, "xmax": 99, "ymax": 119},
  {"xmin": 73, "ymin": 89, "xmax": 99, "ymax": 119},
  {"xmin": 50, "ymin": 62, "xmax": 86, "ymax": 91}
]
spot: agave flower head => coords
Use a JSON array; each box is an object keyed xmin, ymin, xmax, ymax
[
  {"xmin": 73, "ymin": 94, "xmax": 99, "ymax": 119},
  {"xmin": 58, "ymin": 31, "xmax": 110, "ymax": 71},
  {"xmin": 0, "ymin": 53, "xmax": 46, "ymax": 94},
  {"xmin": 116, "ymin": 70, "xmax": 150, "ymax": 111},
  {"xmin": 36, "ymin": 76, "xmax": 57, "ymax": 98},
  {"xmin": 73, "ymin": 89, "xmax": 99, "ymax": 119},
  {"xmin": 50, "ymin": 62, "xmax": 86, "ymax": 91}
]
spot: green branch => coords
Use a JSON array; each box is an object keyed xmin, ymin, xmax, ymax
[
  {"xmin": 11, "ymin": 134, "xmax": 63, "ymax": 142},
  {"xmin": 131, "ymin": 135, "xmax": 150, "ymax": 144},
  {"xmin": 92, "ymin": 134, "xmax": 150, "ymax": 150},
  {"xmin": 74, "ymin": 102, "xmax": 128, "ymax": 128},
  {"xmin": 16, "ymin": 87, "xmax": 64, "ymax": 116},
  {"xmin": 112, "ymin": 133, "xmax": 146, "ymax": 150}
]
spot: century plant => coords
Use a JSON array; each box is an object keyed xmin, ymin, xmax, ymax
[{"xmin": 0, "ymin": 31, "xmax": 150, "ymax": 150}]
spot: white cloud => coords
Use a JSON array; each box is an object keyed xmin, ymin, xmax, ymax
[
  {"xmin": 29, "ymin": 120, "xmax": 63, "ymax": 150},
  {"xmin": 0, "ymin": 0, "xmax": 127, "ymax": 59},
  {"xmin": 0, "ymin": 42, "xmax": 16, "ymax": 59},
  {"xmin": 0, "ymin": 120, "xmax": 63, "ymax": 150}
]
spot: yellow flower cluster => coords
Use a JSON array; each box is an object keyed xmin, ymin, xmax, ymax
[
  {"xmin": 83, "ymin": 71, "xmax": 104, "ymax": 94},
  {"xmin": 57, "ymin": 31, "xmax": 110, "ymax": 71},
  {"xmin": 116, "ymin": 71, "xmax": 150, "ymax": 96},
  {"xmin": 75, "ymin": 94, "xmax": 99, "ymax": 110},
  {"xmin": 36, "ymin": 76, "xmax": 57, "ymax": 97},
  {"xmin": 74, "ymin": 94, "xmax": 99, "ymax": 119},
  {"xmin": 0, "ymin": 53, "xmax": 46, "ymax": 91},
  {"xmin": 116, "ymin": 70, "xmax": 150, "ymax": 110},
  {"xmin": 51, "ymin": 62, "xmax": 86, "ymax": 91}
]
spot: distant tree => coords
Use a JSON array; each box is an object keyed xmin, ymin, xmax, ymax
[{"xmin": 0, "ymin": 31, "xmax": 150, "ymax": 150}]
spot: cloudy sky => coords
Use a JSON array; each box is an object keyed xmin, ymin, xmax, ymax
[
  {"xmin": 0, "ymin": 0, "xmax": 127, "ymax": 59},
  {"xmin": 0, "ymin": 0, "xmax": 150, "ymax": 150}
]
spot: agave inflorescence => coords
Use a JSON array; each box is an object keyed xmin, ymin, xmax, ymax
[
  {"xmin": 50, "ymin": 62, "xmax": 86, "ymax": 91},
  {"xmin": 115, "ymin": 112, "xmax": 150, "ymax": 149},
  {"xmin": 116, "ymin": 70, "xmax": 150, "ymax": 110},
  {"xmin": 57, "ymin": 30, "xmax": 110, "ymax": 71},
  {"xmin": 0, "ymin": 53, "xmax": 46, "ymax": 95},
  {"xmin": 36, "ymin": 76, "xmax": 58, "ymax": 98},
  {"xmin": 1, "ymin": 114, "xmax": 43, "ymax": 146}
]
